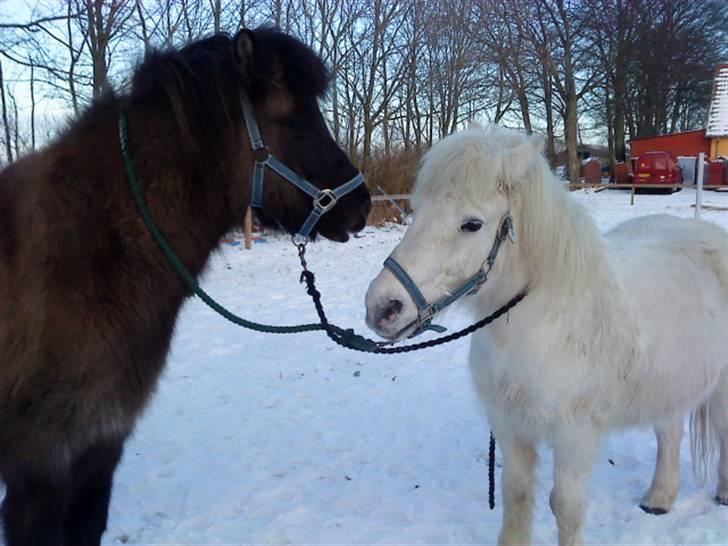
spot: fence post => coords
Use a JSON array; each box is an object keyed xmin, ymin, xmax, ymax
[
  {"xmin": 376, "ymin": 185, "xmax": 408, "ymax": 222},
  {"xmin": 631, "ymin": 177, "xmax": 636, "ymax": 206},
  {"xmin": 244, "ymin": 207, "xmax": 253, "ymax": 250},
  {"xmin": 695, "ymin": 152, "xmax": 704, "ymax": 219}
]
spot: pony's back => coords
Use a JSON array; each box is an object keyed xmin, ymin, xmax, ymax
[{"xmin": 607, "ymin": 214, "xmax": 727, "ymax": 293}]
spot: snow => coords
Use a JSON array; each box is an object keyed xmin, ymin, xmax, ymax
[{"xmin": 3, "ymin": 188, "xmax": 728, "ymax": 545}]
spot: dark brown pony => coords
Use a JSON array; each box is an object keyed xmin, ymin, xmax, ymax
[{"xmin": 0, "ymin": 27, "xmax": 370, "ymax": 546}]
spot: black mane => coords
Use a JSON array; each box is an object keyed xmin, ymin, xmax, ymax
[
  {"xmin": 249, "ymin": 27, "xmax": 331, "ymax": 100},
  {"xmin": 130, "ymin": 33, "xmax": 241, "ymax": 159}
]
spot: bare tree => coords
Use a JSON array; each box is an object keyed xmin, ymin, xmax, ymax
[
  {"xmin": 346, "ymin": 0, "xmax": 409, "ymax": 166},
  {"xmin": 30, "ymin": 62, "xmax": 36, "ymax": 150},
  {"xmin": 82, "ymin": 0, "xmax": 135, "ymax": 98},
  {"xmin": 474, "ymin": 0, "xmax": 535, "ymax": 133},
  {"xmin": 1, "ymin": 0, "xmax": 725, "ymax": 166},
  {"xmin": 528, "ymin": 0, "xmax": 599, "ymax": 183}
]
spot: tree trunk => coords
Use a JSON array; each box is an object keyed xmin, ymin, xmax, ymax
[
  {"xmin": 30, "ymin": 62, "xmax": 36, "ymax": 150},
  {"xmin": 565, "ymin": 89, "xmax": 579, "ymax": 185},
  {"xmin": 135, "ymin": 0, "xmax": 150, "ymax": 51},
  {"xmin": 86, "ymin": 0, "xmax": 110, "ymax": 98},
  {"xmin": 67, "ymin": 1, "xmax": 81, "ymax": 115},
  {"xmin": 613, "ymin": 64, "xmax": 626, "ymax": 162},
  {"xmin": 543, "ymin": 72, "xmax": 556, "ymax": 168},
  {"xmin": 211, "ymin": 0, "xmax": 222, "ymax": 32},
  {"xmin": 11, "ymin": 93, "xmax": 18, "ymax": 156},
  {"xmin": 605, "ymin": 89, "xmax": 615, "ymax": 176},
  {"xmin": 0, "ymin": 61, "xmax": 12, "ymax": 163},
  {"xmin": 516, "ymin": 87, "xmax": 531, "ymax": 133},
  {"xmin": 331, "ymin": 66, "xmax": 341, "ymax": 145},
  {"xmin": 612, "ymin": 9, "xmax": 627, "ymax": 163}
]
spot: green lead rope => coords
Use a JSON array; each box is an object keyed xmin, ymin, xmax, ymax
[
  {"xmin": 121, "ymin": 105, "xmax": 507, "ymax": 507},
  {"xmin": 118, "ymin": 107, "xmax": 331, "ymax": 335}
]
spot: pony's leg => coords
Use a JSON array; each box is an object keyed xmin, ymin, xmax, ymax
[
  {"xmin": 640, "ymin": 415, "xmax": 683, "ymax": 514},
  {"xmin": 549, "ymin": 427, "xmax": 600, "ymax": 546},
  {"xmin": 496, "ymin": 433, "xmax": 538, "ymax": 546},
  {"xmin": 708, "ymin": 379, "xmax": 728, "ymax": 504},
  {"xmin": 65, "ymin": 437, "xmax": 125, "ymax": 546},
  {"xmin": 1, "ymin": 461, "xmax": 70, "ymax": 546}
]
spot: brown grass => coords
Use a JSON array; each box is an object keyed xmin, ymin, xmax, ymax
[{"xmin": 364, "ymin": 148, "xmax": 422, "ymax": 225}]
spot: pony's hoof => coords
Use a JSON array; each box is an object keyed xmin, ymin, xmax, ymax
[
  {"xmin": 715, "ymin": 496, "xmax": 728, "ymax": 506},
  {"xmin": 639, "ymin": 504, "xmax": 668, "ymax": 515}
]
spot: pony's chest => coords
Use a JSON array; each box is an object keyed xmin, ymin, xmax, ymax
[
  {"xmin": 468, "ymin": 332, "xmax": 595, "ymax": 430},
  {"xmin": 470, "ymin": 341, "xmax": 539, "ymax": 407}
]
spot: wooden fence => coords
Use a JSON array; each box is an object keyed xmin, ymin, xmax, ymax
[{"xmin": 241, "ymin": 182, "xmax": 726, "ymax": 248}]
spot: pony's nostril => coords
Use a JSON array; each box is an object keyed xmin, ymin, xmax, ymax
[{"xmin": 378, "ymin": 299, "xmax": 403, "ymax": 327}]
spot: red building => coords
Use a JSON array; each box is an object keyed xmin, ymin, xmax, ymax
[{"xmin": 629, "ymin": 129, "xmax": 711, "ymax": 159}]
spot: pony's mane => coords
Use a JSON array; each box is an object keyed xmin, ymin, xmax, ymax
[
  {"xmin": 129, "ymin": 34, "xmax": 240, "ymax": 159},
  {"xmin": 514, "ymin": 144, "xmax": 609, "ymax": 292},
  {"xmin": 127, "ymin": 27, "xmax": 330, "ymax": 159},
  {"xmin": 246, "ymin": 27, "xmax": 331, "ymax": 100},
  {"xmin": 412, "ymin": 126, "xmax": 537, "ymax": 204}
]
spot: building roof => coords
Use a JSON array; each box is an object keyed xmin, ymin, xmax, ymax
[
  {"xmin": 706, "ymin": 64, "xmax": 728, "ymax": 137},
  {"xmin": 629, "ymin": 129, "xmax": 706, "ymax": 142}
]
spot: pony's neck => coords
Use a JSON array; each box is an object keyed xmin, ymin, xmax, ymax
[
  {"xmin": 515, "ymin": 162, "xmax": 612, "ymax": 296},
  {"xmin": 124, "ymin": 99, "xmax": 250, "ymax": 279}
]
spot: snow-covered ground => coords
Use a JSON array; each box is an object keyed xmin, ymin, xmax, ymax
[{"xmin": 5, "ymin": 188, "xmax": 728, "ymax": 545}]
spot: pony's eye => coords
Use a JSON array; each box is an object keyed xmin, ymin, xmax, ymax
[{"xmin": 460, "ymin": 219, "xmax": 484, "ymax": 233}]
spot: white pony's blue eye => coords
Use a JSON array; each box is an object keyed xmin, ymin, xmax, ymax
[{"xmin": 460, "ymin": 219, "xmax": 484, "ymax": 232}]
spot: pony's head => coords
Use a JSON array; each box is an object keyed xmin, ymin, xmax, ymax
[
  {"xmin": 235, "ymin": 28, "xmax": 370, "ymax": 241},
  {"xmin": 365, "ymin": 126, "xmax": 545, "ymax": 340},
  {"xmin": 131, "ymin": 27, "xmax": 370, "ymax": 242}
]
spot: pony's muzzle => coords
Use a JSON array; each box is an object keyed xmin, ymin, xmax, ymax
[
  {"xmin": 374, "ymin": 299, "xmax": 403, "ymax": 330},
  {"xmin": 365, "ymin": 296, "xmax": 405, "ymax": 339},
  {"xmin": 365, "ymin": 269, "xmax": 419, "ymax": 340}
]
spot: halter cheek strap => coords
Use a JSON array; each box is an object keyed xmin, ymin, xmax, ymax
[
  {"xmin": 241, "ymin": 93, "xmax": 365, "ymax": 239},
  {"xmin": 383, "ymin": 214, "xmax": 517, "ymax": 338}
]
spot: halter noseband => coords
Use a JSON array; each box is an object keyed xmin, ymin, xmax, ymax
[
  {"xmin": 383, "ymin": 215, "xmax": 517, "ymax": 338},
  {"xmin": 240, "ymin": 93, "xmax": 365, "ymax": 239}
]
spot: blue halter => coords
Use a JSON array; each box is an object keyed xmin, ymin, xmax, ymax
[
  {"xmin": 383, "ymin": 215, "xmax": 517, "ymax": 338},
  {"xmin": 240, "ymin": 93, "xmax": 365, "ymax": 239}
]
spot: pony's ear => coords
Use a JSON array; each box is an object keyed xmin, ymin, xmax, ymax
[
  {"xmin": 233, "ymin": 29, "xmax": 256, "ymax": 81},
  {"xmin": 501, "ymin": 132, "xmax": 546, "ymax": 194},
  {"xmin": 527, "ymin": 133, "xmax": 545, "ymax": 154}
]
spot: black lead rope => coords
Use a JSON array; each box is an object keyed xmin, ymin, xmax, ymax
[
  {"xmin": 301, "ymin": 265, "xmax": 506, "ymax": 507},
  {"xmin": 297, "ymin": 246, "xmax": 523, "ymax": 511},
  {"xmin": 123, "ymin": 96, "xmax": 514, "ymax": 509},
  {"xmin": 301, "ymin": 267, "xmax": 505, "ymax": 507},
  {"xmin": 298, "ymin": 267, "xmax": 526, "ymax": 355},
  {"xmin": 489, "ymin": 432, "xmax": 496, "ymax": 510}
]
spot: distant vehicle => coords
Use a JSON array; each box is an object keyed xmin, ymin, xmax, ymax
[{"xmin": 634, "ymin": 151, "xmax": 683, "ymax": 193}]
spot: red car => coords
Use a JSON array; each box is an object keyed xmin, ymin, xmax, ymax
[{"xmin": 634, "ymin": 151, "xmax": 683, "ymax": 193}]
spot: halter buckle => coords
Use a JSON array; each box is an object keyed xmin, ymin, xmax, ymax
[
  {"xmin": 468, "ymin": 269, "xmax": 489, "ymax": 295},
  {"xmin": 417, "ymin": 306, "xmax": 436, "ymax": 331},
  {"xmin": 252, "ymin": 147, "xmax": 270, "ymax": 163},
  {"xmin": 314, "ymin": 189, "xmax": 338, "ymax": 213},
  {"xmin": 506, "ymin": 216, "xmax": 517, "ymax": 242}
]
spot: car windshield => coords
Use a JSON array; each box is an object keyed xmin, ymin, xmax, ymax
[{"xmin": 653, "ymin": 158, "xmax": 667, "ymax": 170}]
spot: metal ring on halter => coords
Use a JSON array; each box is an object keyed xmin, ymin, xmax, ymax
[{"xmin": 314, "ymin": 189, "xmax": 338, "ymax": 213}]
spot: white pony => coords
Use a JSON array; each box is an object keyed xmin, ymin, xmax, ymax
[{"xmin": 365, "ymin": 126, "xmax": 728, "ymax": 546}]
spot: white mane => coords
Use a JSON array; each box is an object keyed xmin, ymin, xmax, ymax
[{"xmin": 414, "ymin": 126, "xmax": 610, "ymax": 293}]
